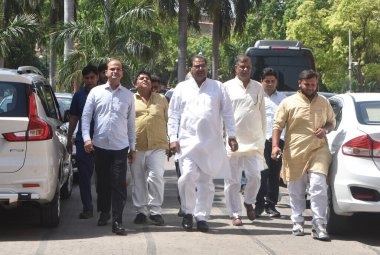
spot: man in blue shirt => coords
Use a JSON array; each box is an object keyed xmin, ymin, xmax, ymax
[
  {"xmin": 66, "ymin": 64, "xmax": 98, "ymax": 219},
  {"xmin": 82, "ymin": 59, "xmax": 136, "ymax": 236}
]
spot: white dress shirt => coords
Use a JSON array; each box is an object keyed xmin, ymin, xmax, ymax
[
  {"xmin": 82, "ymin": 83, "xmax": 136, "ymax": 150},
  {"xmin": 264, "ymin": 90, "xmax": 286, "ymax": 140}
]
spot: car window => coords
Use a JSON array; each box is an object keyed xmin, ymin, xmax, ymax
[
  {"xmin": 35, "ymin": 82, "xmax": 60, "ymax": 120},
  {"xmin": 356, "ymin": 101, "xmax": 380, "ymax": 125},
  {"xmin": 329, "ymin": 98, "xmax": 343, "ymax": 130},
  {"xmin": 56, "ymin": 97, "xmax": 72, "ymax": 118},
  {"xmin": 0, "ymin": 82, "xmax": 27, "ymax": 117}
]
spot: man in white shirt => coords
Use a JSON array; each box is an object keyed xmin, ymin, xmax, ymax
[
  {"xmin": 255, "ymin": 67, "xmax": 287, "ymax": 218},
  {"xmin": 224, "ymin": 55, "xmax": 266, "ymax": 226},
  {"xmin": 168, "ymin": 55, "xmax": 238, "ymax": 232},
  {"xmin": 82, "ymin": 59, "xmax": 136, "ymax": 236}
]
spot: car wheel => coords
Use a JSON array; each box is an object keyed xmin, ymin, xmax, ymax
[
  {"xmin": 40, "ymin": 187, "xmax": 60, "ymax": 227},
  {"xmin": 326, "ymin": 188, "xmax": 351, "ymax": 235},
  {"xmin": 61, "ymin": 169, "xmax": 74, "ymax": 199}
]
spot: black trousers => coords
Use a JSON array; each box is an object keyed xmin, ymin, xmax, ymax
[
  {"xmin": 94, "ymin": 146, "xmax": 128, "ymax": 223},
  {"xmin": 76, "ymin": 140, "xmax": 95, "ymax": 212},
  {"xmin": 256, "ymin": 139, "xmax": 284, "ymax": 208}
]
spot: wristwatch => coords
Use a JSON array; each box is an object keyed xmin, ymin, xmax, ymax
[{"xmin": 323, "ymin": 128, "xmax": 329, "ymax": 134}]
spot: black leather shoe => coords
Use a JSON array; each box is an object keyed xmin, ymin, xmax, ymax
[
  {"xmin": 112, "ymin": 221, "xmax": 127, "ymax": 236},
  {"xmin": 265, "ymin": 207, "xmax": 281, "ymax": 218},
  {"xmin": 133, "ymin": 213, "xmax": 147, "ymax": 224},
  {"xmin": 196, "ymin": 221, "xmax": 209, "ymax": 233},
  {"xmin": 182, "ymin": 214, "xmax": 193, "ymax": 231},
  {"xmin": 97, "ymin": 212, "xmax": 110, "ymax": 226},
  {"xmin": 149, "ymin": 214, "xmax": 165, "ymax": 226},
  {"xmin": 79, "ymin": 210, "xmax": 93, "ymax": 219}
]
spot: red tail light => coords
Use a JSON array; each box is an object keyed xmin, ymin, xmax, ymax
[
  {"xmin": 2, "ymin": 93, "xmax": 52, "ymax": 141},
  {"xmin": 342, "ymin": 135, "xmax": 380, "ymax": 158}
]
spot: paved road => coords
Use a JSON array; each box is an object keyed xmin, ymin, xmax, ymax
[{"xmin": 1, "ymin": 158, "xmax": 380, "ymax": 255}]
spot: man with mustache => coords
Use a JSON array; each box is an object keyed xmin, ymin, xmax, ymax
[{"xmin": 168, "ymin": 55, "xmax": 238, "ymax": 232}]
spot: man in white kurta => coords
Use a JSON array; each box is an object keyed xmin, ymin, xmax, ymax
[
  {"xmin": 223, "ymin": 56, "xmax": 266, "ymax": 226},
  {"xmin": 168, "ymin": 55, "xmax": 238, "ymax": 232}
]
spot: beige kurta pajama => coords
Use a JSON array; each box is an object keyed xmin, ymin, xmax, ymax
[
  {"xmin": 273, "ymin": 92, "xmax": 336, "ymax": 182},
  {"xmin": 273, "ymin": 91, "xmax": 336, "ymax": 225}
]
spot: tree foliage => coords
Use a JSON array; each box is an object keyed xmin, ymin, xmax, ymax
[{"xmin": 2, "ymin": 0, "xmax": 380, "ymax": 92}]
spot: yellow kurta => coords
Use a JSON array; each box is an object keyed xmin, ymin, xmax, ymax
[
  {"xmin": 134, "ymin": 92, "xmax": 168, "ymax": 151},
  {"xmin": 273, "ymin": 92, "xmax": 336, "ymax": 182}
]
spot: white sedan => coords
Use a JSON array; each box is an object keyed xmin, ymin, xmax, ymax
[{"xmin": 327, "ymin": 93, "xmax": 380, "ymax": 234}]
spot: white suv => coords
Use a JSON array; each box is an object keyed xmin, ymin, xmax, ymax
[{"xmin": 0, "ymin": 66, "xmax": 73, "ymax": 227}]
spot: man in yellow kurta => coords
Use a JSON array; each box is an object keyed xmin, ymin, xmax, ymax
[
  {"xmin": 130, "ymin": 71, "xmax": 168, "ymax": 226},
  {"xmin": 271, "ymin": 70, "xmax": 335, "ymax": 241}
]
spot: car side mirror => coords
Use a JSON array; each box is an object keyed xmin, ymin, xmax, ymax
[{"xmin": 63, "ymin": 109, "xmax": 71, "ymax": 123}]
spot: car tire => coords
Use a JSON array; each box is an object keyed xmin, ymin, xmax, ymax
[
  {"xmin": 327, "ymin": 188, "xmax": 351, "ymax": 235},
  {"xmin": 40, "ymin": 187, "xmax": 60, "ymax": 227},
  {"xmin": 61, "ymin": 170, "xmax": 74, "ymax": 200}
]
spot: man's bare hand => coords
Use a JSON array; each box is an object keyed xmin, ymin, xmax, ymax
[
  {"xmin": 169, "ymin": 141, "xmax": 180, "ymax": 154},
  {"xmin": 271, "ymin": 146, "xmax": 282, "ymax": 161},
  {"xmin": 228, "ymin": 137, "xmax": 239, "ymax": 152},
  {"xmin": 84, "ymin": 140, "xmax": 94, "ymax": 153},
  {"xmin": 128, "ymin": 150, "xmax": 136, "ymax": 164},
  {"xmin": 314, "ymin": 127, "xmax": 326, "ymax": 139}
]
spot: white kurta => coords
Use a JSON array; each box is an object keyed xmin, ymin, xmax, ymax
[
  {"xmin": 168, "ymin": 77, "xmax": 235, "ymax": 178},
  {"xmin": 224, "ymin": 78, "xmax": 266, "ymax": 158}
]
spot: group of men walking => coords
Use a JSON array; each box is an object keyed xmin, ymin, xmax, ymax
[{"xmin": 65, "ymin": 55, "xmax": 335, "ymax": 241}]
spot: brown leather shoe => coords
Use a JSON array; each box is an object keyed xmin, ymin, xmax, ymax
[
  {"xmin": 232, "ymin": 216, "xmax": 243, "ymax": 226},
  {"xmin": 244, "ymin": 203, "xmax": 256, "ymax": 221}
]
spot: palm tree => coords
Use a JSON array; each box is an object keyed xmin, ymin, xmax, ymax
[
  {"xmin": 197, "ymin": 0, "xmax": 259, "ymax": 79},
  {"xmin": 150, "ymin": 0, "xmax": 201, "ymax": 83},
  {"xmin": 0, "ymin": 0, "xmax": 41, "ymax": 68},
  {"xmin": 54, "ymin": 0, "xmax": 164, "ymax": 91},
  {"xmin": 0, "ymin": 14, "xmax": 40, "ymax": 68},
  {"xmin": 63, "ymin": 0, "xmax": 75, "ymax": 61}
]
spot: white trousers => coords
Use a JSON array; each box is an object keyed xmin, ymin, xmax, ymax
[
  {"xmin": 130, "ymin": 149, "xmax": 166, "ymax": 215},
  {"xmin": 224, "ymin": 155, "xmax": 263, "ymax": 218},
  {"xmin": 178, "ymin": 157, "xmax": 215, "ymax": 222},
  {"xmin": 287, "ymin": 172, "xmax": 328, "ymax": 224}
]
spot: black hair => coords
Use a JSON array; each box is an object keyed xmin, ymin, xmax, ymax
[
  {"xmin": 234, "ymin": 55, "xmax": 252, "ymax": 66},
  {"xmin": 190, "ymin": 54, "xmax": 207, "ymax": 67},
  {"xmin": 82, "ymin": 64, "xmax": 98, "ymax": 76},
  {"xmin": 298, "ymin": 69, "xmax": 319, "ymax": 80},
  {"xmin": 261, "ymin": 67, "xmax": 277, "ymax": 80},
  {"xmin": 135, "ymin": 71, "xmax": 152, "ymax": 83},
  {"xmin": 98, "ymin": 63, "xmax": 107, "ymax": 73}
]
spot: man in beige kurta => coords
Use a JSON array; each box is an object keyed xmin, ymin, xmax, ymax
[{"xmin": 271, "ymin": 70, "xmax": 335, "ymax": 241}]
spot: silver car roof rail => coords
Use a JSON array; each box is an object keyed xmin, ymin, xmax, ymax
[{"xmin": 17, "ymin": 66, "xmax": 44, "ymax": 76}]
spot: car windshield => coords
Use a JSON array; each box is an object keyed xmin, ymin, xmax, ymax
[{"xmin": 356, "ymin": 101, "xmax": 380, "ymax": 125}]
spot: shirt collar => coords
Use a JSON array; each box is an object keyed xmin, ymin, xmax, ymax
[
  {"xmin": 234, "ymin": 76, "xmax": 251, "ymax": 89},
  {"xmin": 105, "ymin": 82, "xmax": 122, "ymax": 91}
]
